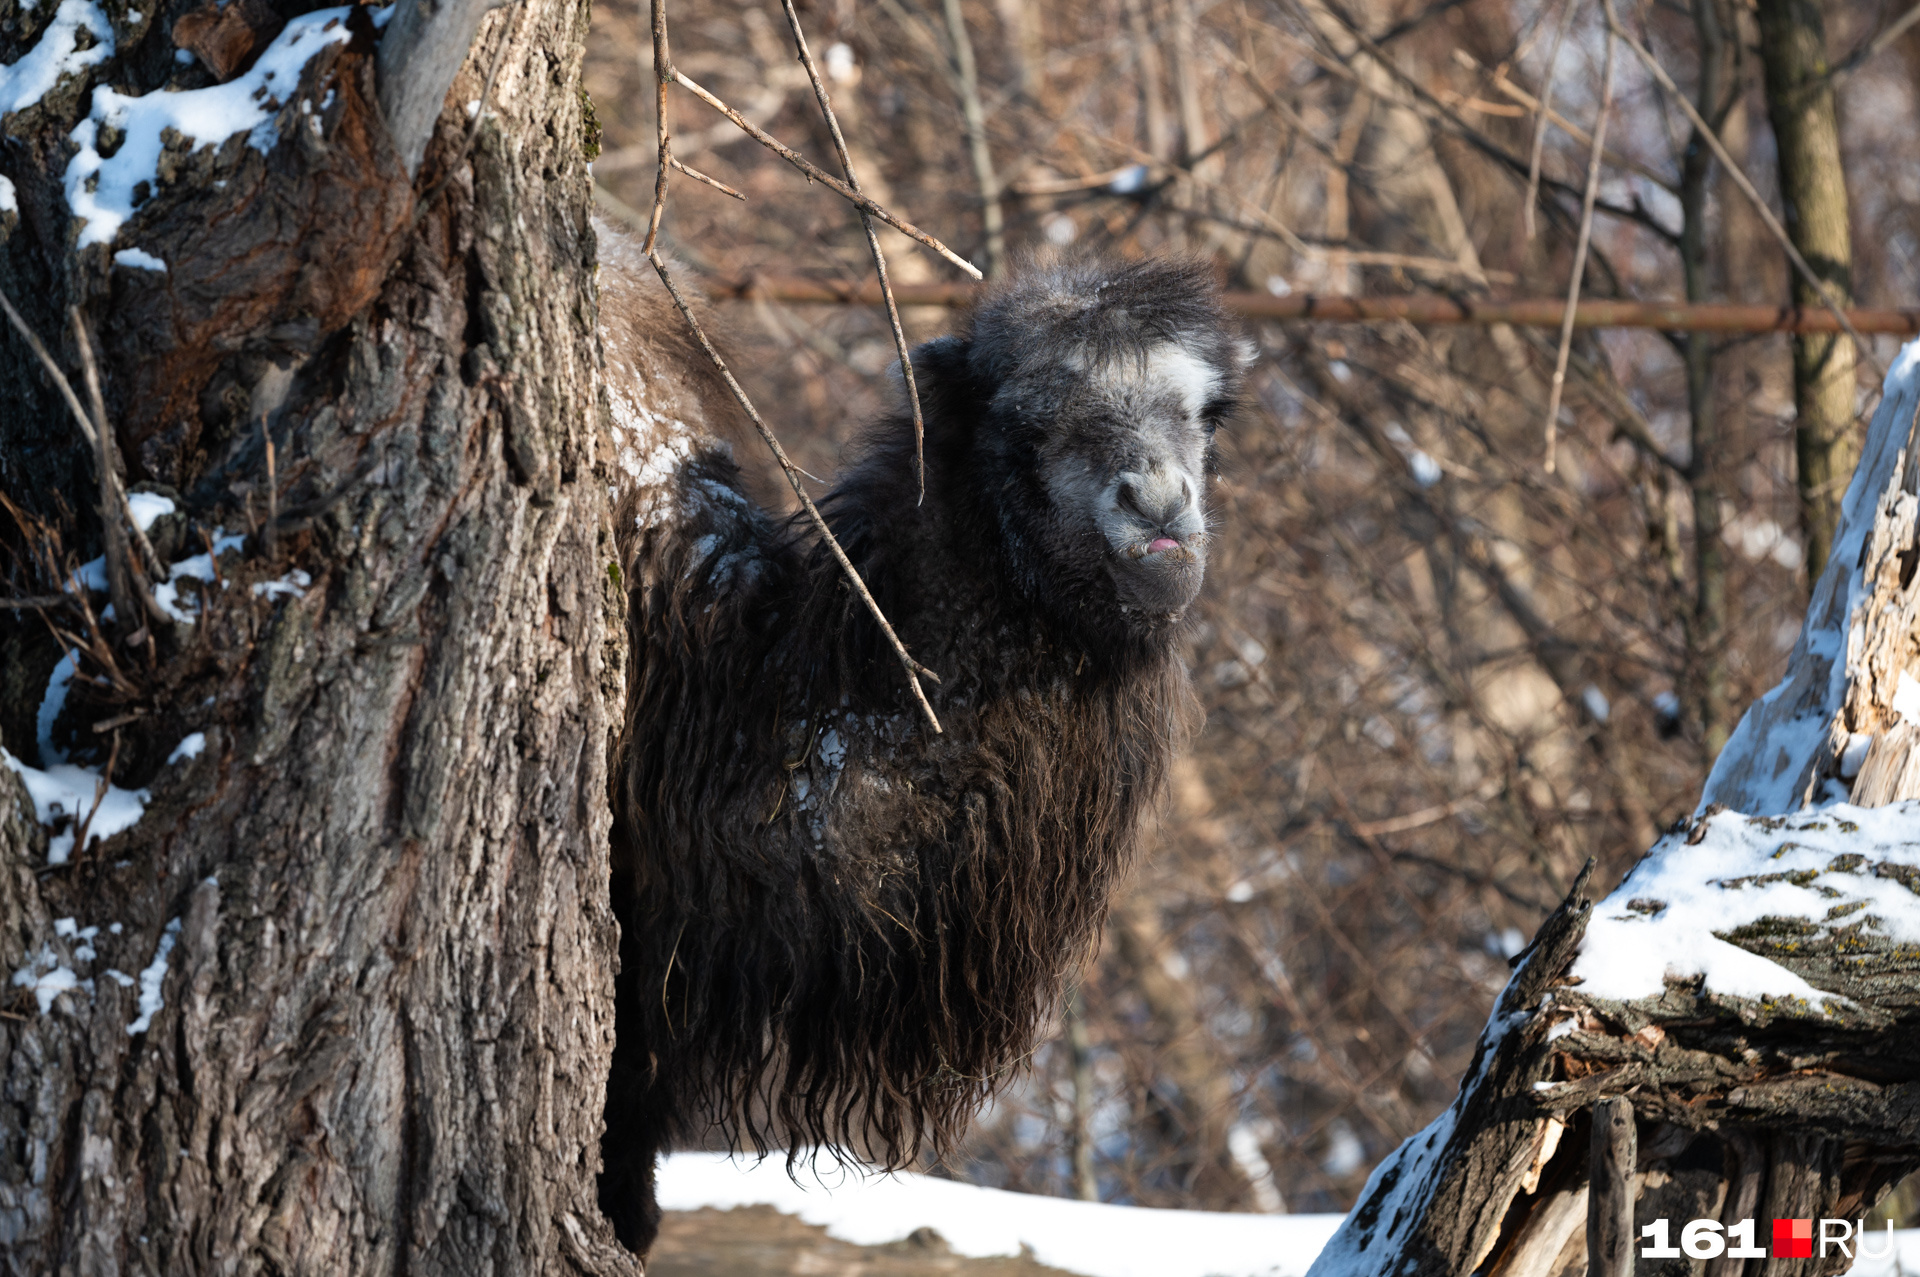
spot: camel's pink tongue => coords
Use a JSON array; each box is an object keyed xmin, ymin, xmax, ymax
[{"xmin": 1147, "ymin": 537, "xmax": 1180, "ymax": 554}]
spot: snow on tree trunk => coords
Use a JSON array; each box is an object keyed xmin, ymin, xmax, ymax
[
  {"xmin": 1307, "ymin": 344, "xmax": 1920, "ymax": 1277},
  {"xmin": 0, "ymin": 0, "xmax": 641, "ymax": 1272}
]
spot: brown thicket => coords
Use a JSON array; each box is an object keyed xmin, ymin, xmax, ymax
[
  {"xmin": 4, "ymin": 0, "xmax": 1920, "ymax": 1263},
  {"xmin": 582, "ymin": 0, "xmax": 1920, "ymax": 1221}
]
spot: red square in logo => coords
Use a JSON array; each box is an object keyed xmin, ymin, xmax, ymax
[{"xmin": 1773, "ymin": 1218, "xmax": 1813, "ymax": 1259}]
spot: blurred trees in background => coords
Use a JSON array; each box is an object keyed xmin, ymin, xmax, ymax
[{"xmin": 584, "ymin": 0, "xmax": 1918, "ymax": 1215}]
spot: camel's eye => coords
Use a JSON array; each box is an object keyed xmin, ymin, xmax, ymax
[{"xmin": 1201, "ymin": 396, "xmax": 1233, "ymax": 426}]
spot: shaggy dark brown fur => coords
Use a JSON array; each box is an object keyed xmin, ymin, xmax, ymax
[{"xmin": 600, "ymin": 254, "xmax": 1245, "ymax": 1255}]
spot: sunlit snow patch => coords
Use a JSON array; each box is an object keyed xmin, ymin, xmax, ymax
[
  {"xmin": 10, "ymin": 947, "xmax": 84, "ymax": 1014},
  {"xmin": 251, "ymin": 567, "xmax": 310, "ymax": 599},
  {"xmin": 1572, "ymin": 802, "xmax": 1920, "ymax": 1006},
  {"xmin": 113, "ymin": 247, "xmax": 166, "ymax": 272},
  {"xmin": 2, "ymin": 748, "xmax": 151, "ymax": 865},
  {"xmin": 153, "ymin": 531, "xmax": 245, "ymax": 622},
  {"xmin": 124, "ymin": 491, "xmax": 175, "ymax": 530},
  {"xmin": 0, "ymin": 0, "xmax": 113, "ymax": 118},
  {"xmin": 63, "ymin": 7, "xmax": 352, "ymax": 247},
  {"xmin": 126, "ymin": 916, "xmax": 179, "ymax": 1035}
]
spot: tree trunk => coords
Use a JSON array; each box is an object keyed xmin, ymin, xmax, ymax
[
  {"xmin": 0, "ymin": 0, "xmax": 638, "ymax": 1271},
  {"xmin": 1306, "ymin": 342, "xmax": 1920, "ymax": 1277},
  {"xmin": 1681, "ymin": 0, "xmax": 1735, "ymax": 763},
  {"xmin": 1758, "ymin": 0, "xmax": 1858, "ymax": 584}
]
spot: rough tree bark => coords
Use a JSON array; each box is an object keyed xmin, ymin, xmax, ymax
[
  {"xmin": 1306, "ymin": 345, "xmax": 1920, "ymax": 1277},
  {"xmin": 1758, "ymin": 0, "xmax": 1858, "ymax": 582},
  {"xmin": 0, "ymin": 0, "xmax": 639, "ymax": 1271}
]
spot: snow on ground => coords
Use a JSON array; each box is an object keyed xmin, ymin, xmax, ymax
[
  {"xmin": 1570, "ymin": 801, "xmax": 1920, "ymax": 1005},
  {"xmin": 656, "ymin": 1159, "xmax": 1920, "ymax": 1277},
  {"xmin": 1845, "ymin": 1228, "xmax": 1920, "ymax": 1275},
  {"xmin": 658, "ymin": 1151, "xmax": 1345, "ymax": 1277},
  {"xmin": 64, "ymin": 7, "xmax": 352, "ymax": 247},
  {"xmin": 658, "ymin": 1153, "xmax": 1916, "ymax": 1277}
]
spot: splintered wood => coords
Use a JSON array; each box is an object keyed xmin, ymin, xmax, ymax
[{"xmin": 1305, "ymin": 346, "xmax": 1920, "ymax": 1277}]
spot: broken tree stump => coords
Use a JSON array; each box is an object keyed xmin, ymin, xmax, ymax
[{"xmin": 1306, "ymin": 346, "xmax": 1920, "ymax": 1277}]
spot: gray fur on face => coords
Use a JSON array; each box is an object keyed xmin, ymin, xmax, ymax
[{"xmin": 962, "ymin": 258, "xmax": 1246, "ymax": 623}]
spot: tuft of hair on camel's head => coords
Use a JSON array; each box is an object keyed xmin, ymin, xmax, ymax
[{"xmin": 599, "ymin": 242, "xmax": 1250, "ymax": 1257}]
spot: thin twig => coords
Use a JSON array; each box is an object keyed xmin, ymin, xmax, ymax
[
  {"xmin": 70, "ymin": 309, "xmax": 140, "ymax": 628},
  {"xmin": 647, "ymin": 250, "xmax": 944, "ymax": 734},
  {"xmin": 261, "ymin": 415, "xmax": 278, "ymax": 560},
  {"xmin": 644, "ymin": 0, "xmax": 671, "ymax": 252},
  {"xmin": 939, "ymin": 0, "xmax": 1005, "ymax": 278},
  {"xmin": 63, "ymin": 310, "xmax": 165, "ymax": 587},
  {"xmin": 1450, "ymin": 50, "xmax": 1673, "ymax": 193},
  {"xmin": 1602, "ymin": 0, "xmax": 1885, "ymax": 381},
  {"xmin": 669, "ymin": 156, "xmax": 746, "ymax": 200},
  {"xmin": 71, "ymin": 726, "xmax": 121, "ymax": 860},
  {"xmin": 777, "ymin": 0, "xmax": 930, "ymax": 500},
  {"xmin": 71, "ymin": 321, "xmax": 166, "ymax": 588},
  {"xmin": 1826, "ymin": 0, "xmax": 1920, "ymax": 87},
  {"xmin": 1523, "ymin": 0, "xmax": 1578, "ymax": 240},
  {"xmin": 0, "ymin": 596, "xmax": 67, "ymax": 610},
  {"xmin": 671, "ymin": 68, "xmax": 983, "ymax": 281},
  {"xmin": 0, "ymin": 288, "xmax": 96, "ymax": 450},
  {"xmin": 91, "ymin": 709, "xmax": 145, "ymax": 734},
  {"xmin": 1544, "ymin": 28, "xmax": 1615, "ymax": 472}
]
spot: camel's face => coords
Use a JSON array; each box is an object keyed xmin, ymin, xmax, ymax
[{"xmin": 991, "ymin": 338, "xmax": 1237, "ymax": 624}]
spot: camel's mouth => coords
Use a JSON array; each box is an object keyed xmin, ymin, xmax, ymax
[
  {"xmin": 1123, "ymin": 534, "xmax": 1196, "ymax": 561},
  {"xmin": 1110, "ymin": 533, "xmax": 1205, "ymax": 613}
]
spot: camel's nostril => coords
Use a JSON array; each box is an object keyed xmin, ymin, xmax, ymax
[{"xmin": 1109, "ymin": 469, "xmax": 1200, "ymax": 545}]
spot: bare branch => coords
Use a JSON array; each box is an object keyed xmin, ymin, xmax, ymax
[
  {"xmin": 706, "ymin": 275, "xmax": 1920, "ymax": 334},
  {"xmin": 1826, "ymin": 0, "xmax": 1920, "ymax": 86},
  {"xmin": 1602, "ymin": 0, "xmax": 1886, "ymax": 381},
  {"xmin": 70, "ymin": 310, "xmax": 168, "ymax": 626},
  {"xmin": 776, "ymin": 0, "xmax": 930, "ymax": 498},
  {"xmin": 669, "ymin": 156, "xmax": 745, "ymax": 200},
  {"xmin": 69, "ymin": 312, "xmax": 137, "ymax": 630},
  {"xmin": 1544, "ymin": 31, "xmax": 1616, "ymax": 473},
  {"xmin": 938, "ymin": 0, "xmax": 1005, "ymax": 278},
  {"xmin": 671, "ymin": 68, "xmax": 983, "ymax": 280},
  {"xmin": 1525, "ymin": 0, "xmax": 1580, "ymax": 238},
  {"xmin": 646, "ymin": 251, "xmax": 944, "ymax": 734},
  {"xmin": 644, "ymin": 0, "xmax": 671, "ymax": 252},
  {"xmin": 0, "ymin": 287, "xmax": 97, "ymax": 452}
]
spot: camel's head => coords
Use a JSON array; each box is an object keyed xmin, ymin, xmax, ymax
[{"xmin": 939, "ymin": 257, "xmax": 1248, "ymax": 638}]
